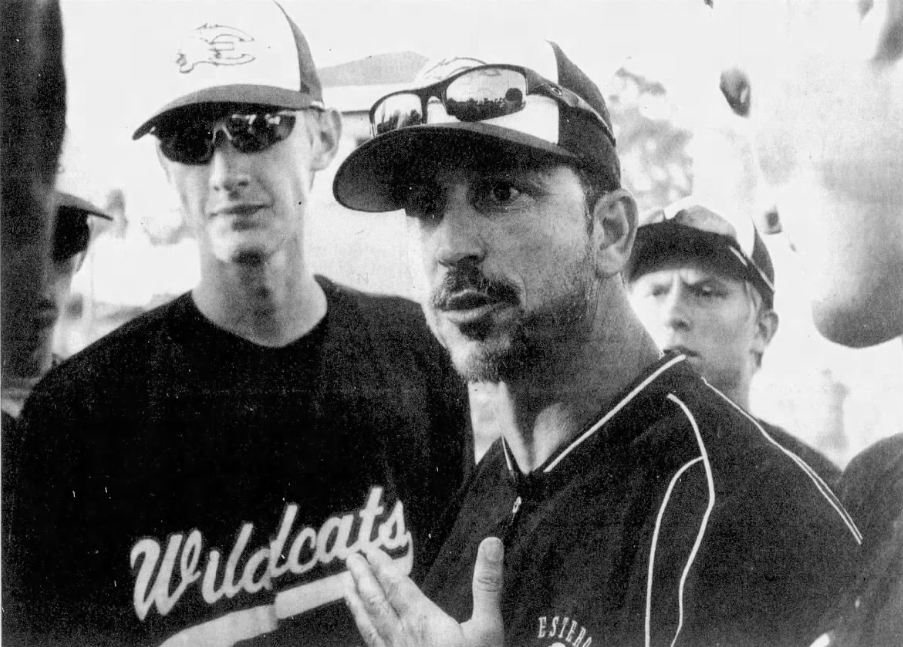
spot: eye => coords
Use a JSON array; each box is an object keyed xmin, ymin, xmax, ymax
[
  {"xmin": 719, "ymin": 67, "xmax": 751, "ymax": 117},
  {"xmin": 399, "ymin": 184, "xmax": 443, "ymax": 222},
  {"xmin": 691, "ymin": 283, "xmax": 726, "ymax": 300},
  {"xmin": 488, "ymin": 182, "xmax": 519, "ymax": 203},
  {"xmin": 475, "ymin": 179, "xmax": 528, "ymax": 212}
]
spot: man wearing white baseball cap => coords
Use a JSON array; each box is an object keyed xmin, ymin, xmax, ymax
[
  {"xmin": 334, "ymin": 37, "xmax": 859, "ymax": 647},
  {"xmin": 624, "ymin": 196, "xmax": 840, "ymax": 484},
  {"xmin": 8, "ymin": 2, "xmax": 469, "ymax": 645}
]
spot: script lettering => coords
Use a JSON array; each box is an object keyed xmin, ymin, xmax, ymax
[{"xmin": 131, "ymin": 487, "xmax": 412, "ymax": 621}]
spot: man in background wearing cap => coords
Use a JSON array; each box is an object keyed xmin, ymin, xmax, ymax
[
  {"xmin": 625, "ymin": 197, "xmax": 840, "ymax": 484},
  {"xmin": 8, "ymin": 2, "xmax": 468, "ymax": 646},
  {"xmin": 333, "ymin": 38, "xmax": 859, "ymax": 647},
  {"xmin": 1, "ymin": 191, "xmax": 111, "ymax": 425}
]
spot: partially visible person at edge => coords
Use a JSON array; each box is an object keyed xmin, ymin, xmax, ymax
[
  {"xmin": 713, "ymin": 0, "xmax": 902, "ymax": 645},
  {"xmin": 1, "ymin": 193, "xmax": 111, "ymax": 542},
  {"xmin": 624, "ymin": 196, "xmax": 840, "ymax": 485},
  {"xmin": 1, "ymin": 191, "xmax": 112, "ymax": 427},
  {"xmin": 6, "ymin": 2, "xmax": 469, "ymax": 645},
  {"xmin": 330, "ymin": 36, "xmax": 860, "ymax": 647}
]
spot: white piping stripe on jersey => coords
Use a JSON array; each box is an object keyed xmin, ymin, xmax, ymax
[
  {"xmin": 645, "ymin": 455, "xmax": 703, "ymax": 647},
  {"xmin": 543, "ymin": 354, "xmax": 687, "ymax": 473},
  {"xmin": 703, "ymin": 380, "xmax": 862, "ymax": 544},
  {"xmin": 655, "ymin": 394, "xmax": 717, "ymax": 647},
  {"xmin": 501, "ymin": 439, "xmax": 514, "ymax": 472}
]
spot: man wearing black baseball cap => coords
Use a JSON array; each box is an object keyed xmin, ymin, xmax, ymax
[
  {"xmin": 9, "ymin": 3, "xmax": 468, "ymax": 645},
  {"xmin": 625, "ymin": 196, "xmax": 839, "ymax": 484},
  {"xmin": 335, "ymin": 37, "xmax": 859, "ymax": 647}
]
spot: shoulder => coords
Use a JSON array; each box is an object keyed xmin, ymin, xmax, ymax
[
  {"xmin": 22, "ymin": 295, "xmax": 191, "ymax": 413},
  {"xmin": 642, "ymin": 376, "xmax": 860, "ymax": 543},
  {"xmin": 756, "ymin": 419, "xmax": 841, "ymax": 486},
  {"xmin": 840, "ymin": 434, "xmax": 903, "ymax": 544},
  {"xmin": 316, "ymin": 275, "xmax": 452, "ymax": 370},
  {"xmin": 317, "ymin": 275, "xmax": 428, "ymax": 334}
]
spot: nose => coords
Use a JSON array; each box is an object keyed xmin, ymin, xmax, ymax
[
  {"xmin": 208, "ymin": 138, "xmax": 251, "ymax": 194},
  {"xmin": 661, "ymin": 285, "xmax": 692, "ymax": 331},
  {"xmin": 429, "ymin": 191, "xmax": 486, "ymax": 268}
]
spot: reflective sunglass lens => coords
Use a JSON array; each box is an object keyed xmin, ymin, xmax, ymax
[
  {"xmin": 445, "ymin": 68, "xmax": 526, "ymax": 121},
  {"xmin": 156, "ymin": 111, "xmax": 296, "ymax": 164},
  {"xmin": 373, "ymin": 94, "xmax": 424, "ymax": 135},
  {"xmin": 52, "ymin": 218, "xmax": 89, "ymax": 261},
  {"xmin": 226, "ymin": 113, "xmax": 296, "ymax": 153},
  {"xmin": 169, "ymin": 126, "xmax": 215, "ymax": 164}
]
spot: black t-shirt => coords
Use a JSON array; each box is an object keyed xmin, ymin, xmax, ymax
[
  {"xmin": 6, "ymin": 276, "xmax": 470, "ymax": 647},
  {"xmin": 423, "ymin": 354, "xmax": 860, "ymax": 647}
]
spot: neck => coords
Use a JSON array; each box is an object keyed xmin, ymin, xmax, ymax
[
  {"xmin": 724, "ymin": 386, "xmax": 750, "ymax": 411},
  {"xmin": 480, "ymin": 285, "xmax": 661, "ymax": 473},
  {"xmin": 192, "ymin": 250, "xmax": 326, "ymax": 347}
]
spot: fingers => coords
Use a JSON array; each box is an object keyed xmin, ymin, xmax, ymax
[
  {"xmin": 344, "ymin": 566, "xmax": 387, "ymax": 647},
  {"xmin": 464, "ymin": 537, "xmax": 505, "ymax": 646},
  {"xmin": 345, "ymin": 552, "xmax": 399, "ymax": 646},
  {"xmin": 362, "ymin": 546, "xmax": 428, "ymax": 617},
  {"xmin": 472, "ymin": 537, "xmax": 504, "ymax": 600}
]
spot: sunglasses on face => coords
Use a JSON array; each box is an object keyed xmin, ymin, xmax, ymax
[
  {"xmin": 151, "ymin": 109, "xmax": 298, "ymax": 165},
  {"xmin": 52, "ymin": 215, "xmax": 90, "ymax": 262},
  {"xmin": 370, "ymin": 64, "xmax": 614, "ymax": 143}
]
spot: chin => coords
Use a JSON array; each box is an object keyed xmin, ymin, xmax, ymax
[
  {"xmin": 446, "ymin": 330, "xmax": 538, "ymax": 384},
  {"xmin": 812, "ymin": 301, "xmax": 903, "ymax": 349},
  {"xmin": 213, "ymin": 239, "xmax": 275, "ymax": 264}
]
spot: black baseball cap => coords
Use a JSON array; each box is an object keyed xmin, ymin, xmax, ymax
[
  {"xmin": 625, "ymin": 197, "xmax": 775, "ymax": 308},
  {"xmin": 333, "ymin": 38, "xmax": 620, "ymax": 212}
]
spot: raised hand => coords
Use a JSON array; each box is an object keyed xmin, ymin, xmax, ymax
[{"xmin": 344, "ymin": 537, "xmax": 505, "ymax": 647}]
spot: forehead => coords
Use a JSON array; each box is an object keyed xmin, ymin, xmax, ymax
[
  {"xmin": 397, "ymin": 153, "xmax": 574, "ymax": 189},
  {"xmin": 631, "ymin": 257, "xmax": 745, "ymax": 286}
]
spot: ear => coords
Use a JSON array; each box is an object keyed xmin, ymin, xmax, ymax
[
  {"xmin": 861, "ymin": 0, "xmax": 903, "ymax": 62},
  {"xmin": 752, "ymin": 308, "xmax": 779, "ymax": 354},
  {"xmin": 590, "ymin": 189, "xmax": 638, "ymax": 279},
  {"xmin": 156, "ymin": 144, "xmax": 173, "ymax": 182},
  {"xmin": 69, "ymin": 249, "xmax": 87, "ymax": 273},
  {"xmin": 308, "ymin": 108, "xmax": 343, "ymax": 171}
]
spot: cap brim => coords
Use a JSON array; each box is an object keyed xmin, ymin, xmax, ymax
[
  {"xmin": 333, "ymin": 122, "xmax": 580, "ymax": 213},
  {"xmin": 132, "ymin": 84, "xmax": 319, "ymax": 140},
  {"xmin": 626, "ymin": 221, "xmax": 775, "ymax": 306},
  {"xmin": 55, "ymin": 192, "xmax": 112, "ymax": 220},
  {"xmin": 628, "ymin": 223, "xmax": 754, "ymax": 285}
]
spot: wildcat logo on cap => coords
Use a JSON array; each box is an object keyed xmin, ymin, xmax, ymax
[{"xmin": 175, "ymin": 24, "xmax": 256, "ymax": 74}]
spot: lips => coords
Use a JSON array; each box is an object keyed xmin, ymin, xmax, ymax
[
  {"xmin": 437, "ymin": 289, "xmax": 515, "ymax": 327},
  {"xmin": 443, "ymin": 290, "xmax": 495, "ymax": 311},
  {"xmin": 211, "ymin": 203, "xmax": 268, "ymax": 218}
]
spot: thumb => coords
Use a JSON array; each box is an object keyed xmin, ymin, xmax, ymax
[{"xmin": 464, "ymin": 537, "xmax": 505, "ymax": 645}]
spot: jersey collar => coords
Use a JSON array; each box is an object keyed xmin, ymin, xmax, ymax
[{"xmin": 500, "ymin": 352, "xmax": 693, "ymax": 494}]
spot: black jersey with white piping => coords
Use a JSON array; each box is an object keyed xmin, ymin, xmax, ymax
[{"xmin": 422, "ymin": 353, "xmax": 859, "ymax": 647}]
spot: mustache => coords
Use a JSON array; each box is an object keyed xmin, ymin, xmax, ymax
[{"xmin": 430, "ymin": 265, "xmax": 520, "ymax": 309}]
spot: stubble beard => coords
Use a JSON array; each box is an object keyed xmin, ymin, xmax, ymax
[{"xmin": 429, "ymin": 252, "xmax": 599, "ymax": 384}]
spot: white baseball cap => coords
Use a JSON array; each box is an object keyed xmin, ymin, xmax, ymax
[{"xmin": 133, "ymin": 0, "xmax": 323, "ymax": 139}]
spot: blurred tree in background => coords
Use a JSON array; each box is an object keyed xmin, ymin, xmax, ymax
[{"xmin": 608, "ymin": 67, "xmax": 692, "ymax": 212}]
